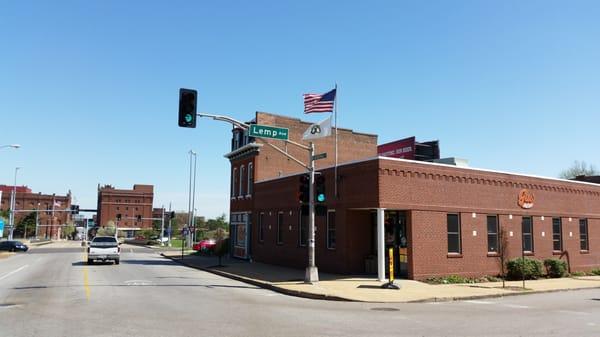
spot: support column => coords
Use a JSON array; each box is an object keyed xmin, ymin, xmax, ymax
[{"xmin": 377, "ymin": 208, "xmax": 385, "ymax": 282}]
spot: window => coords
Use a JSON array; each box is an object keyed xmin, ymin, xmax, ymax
[
  {"xmin": 277, "ymin": 212, "xmax": 283, "ymax": 244},
  {"xmin": 327, "ymin": 210, "xmax": 336, "ymax": 249},
  {"xmin": 299, "ymin": 211, "xmax": 307, "ymax": 246},
  {"xmin": 552, "ymin": 218, "xmax": 563, "ymax": 251},
  {"xmin": 239, "ymin": 165, "xmax": 246, "ymax": 196},
  {"xmin": 447, "ymin": 214, "xmax": 461, "ymax": 254},
  {"xmin": 247, "ymin": 163, "xmax": 253, "ymax": 196},
  {"xmin": 580, "ymin": 219, "xmax": 589, "ymax": 251},
  {"xmin": 231, "ymin": 167, "xmax": 237, "ymax": 197},
  {"xmin": 258, "ymin": 212, "xmax": 264, "ymax": 242},
  {"xmin": 487, "ymin": 215, "xmax": 499, "ymax": 253},
  {"xmin": 522, "ymin": 217, "xmax": 534, "ymax": 252}
]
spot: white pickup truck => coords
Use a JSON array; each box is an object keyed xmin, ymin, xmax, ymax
[{"xmin": 87, "ymin": 236, "xmax": 121, "ymax": 265}]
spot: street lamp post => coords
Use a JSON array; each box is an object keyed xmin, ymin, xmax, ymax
[
  {"xmin": 8, "ymin": 167, "xmax": 21, "ymax": 240},
  {"xmin": 187, "ymin": 150, "xmax": 197, "ymax": 249}
]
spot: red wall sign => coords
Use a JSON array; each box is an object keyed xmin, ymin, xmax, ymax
[
  {"xmin": 377, "ymin": 137, "xmax": 416, "ymax": 159},
  {"xmin": 518, "ymin": 189, "xmax": 534, "ymax": 209}
]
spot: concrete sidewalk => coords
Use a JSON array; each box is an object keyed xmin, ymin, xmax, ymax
[{"xmin": 160, "ymin": 251, "xmax": 600, "ymax": 303}]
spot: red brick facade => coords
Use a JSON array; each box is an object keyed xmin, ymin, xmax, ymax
[
  {"xmin": 250, "ymin": 157, "xmax": 600, "ymax": 280},
  {"xmin": 97, "ymin": 184, "xmax": 154, "ymax": 237},
  {"xmin": 0, "ymin": 185, "xmax": 72, "ymax": 239}
]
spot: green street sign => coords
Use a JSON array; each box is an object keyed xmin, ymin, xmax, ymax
[{"xmin": 249, "ymin": 124, "xmax": 289, "ymax": 141}]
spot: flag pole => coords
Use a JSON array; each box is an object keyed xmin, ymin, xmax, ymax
[{"xmin": 334, "ymin": 83, "xmax": 338, "ymax": 198}]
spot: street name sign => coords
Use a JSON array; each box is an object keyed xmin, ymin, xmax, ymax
[
  {"xmin": 249, "ymin": 124, "xmax": 289, "ymax": 141},
  {"xmin": 312, "ymin": 153, "xmax": 327, "ymax": 161}
]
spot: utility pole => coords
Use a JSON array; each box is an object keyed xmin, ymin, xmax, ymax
[
  {"xmin": 8, "ymin": 167, "xmax": 20, "ymax": 240},
  {"xmin": 191, "ymin": 153, "xmax": 197, "ymax": 244},
  {"xmin": 35, "ymin": 202, "xmax": 40, "ymax": 239},
  {"xmin": 160, "ymin": 205, "xmax": 165, "ymax": 247},
  {"xmin": 168, "ymin": 202, "xmax": 173, "ymax": 247}
]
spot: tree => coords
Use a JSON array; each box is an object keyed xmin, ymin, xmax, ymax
[
  {"xmin": 16, "ymin": 212, "xmax": 36, "ymax": 238},
  {"xmin": 559, "ymin": 160, "xmax": 599, "ymax": 179},
  {"xmin": 206, "ymin": 214, "xmax": 228, "ymax": 231},
  {"xmin": 497, "ymin": 226, "xmax": 510, "ymax": 288},
  {"xmin": 63, "ymin": 223, "xmax": 76, "ymax": 240}
]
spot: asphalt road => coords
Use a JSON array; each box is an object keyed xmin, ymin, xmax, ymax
[{"xmin": 1, "ymin": 241, "xmax": 599, "ymax": 337}]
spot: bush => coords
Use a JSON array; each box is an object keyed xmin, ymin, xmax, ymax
[
  {"xmin": 507, "ymin": 258, "xmax": 543, "ymax": 280},
  {"xmin": 570, "ymin": 271, "xmax": 586, "ymax": 277},
  {"xmin": 591, "ymin": 269, "xmax": 600, "ymax": 276},
  {"xmin": 544, "ymin": 259, "xmax": 567, "ymax": 278}
]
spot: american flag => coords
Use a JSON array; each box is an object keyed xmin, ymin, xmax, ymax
[{"xmin": 303, "ymin": 88, "xmax": 336, "ymax": 113}]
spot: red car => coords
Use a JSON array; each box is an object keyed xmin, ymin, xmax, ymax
[{"xmin": 193, "ymin": 239, "xmax": 217, "ymax": 252}]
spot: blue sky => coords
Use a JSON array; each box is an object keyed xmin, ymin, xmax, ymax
[{"xmin": 1, "ymin": 1, "xmax": 599, "ymax": 219}]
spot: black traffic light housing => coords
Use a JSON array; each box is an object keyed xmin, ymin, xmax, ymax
[
  {"xmin": 315, "ymin": 175, "xmax": 326, "ymax": 203},
  {"xmin": 298, "ymin": 174, "xmax": 309, "ymax": 203},
  {"xmin": 170, "ymin": 211, "xmax": 176, "ymax": 219},
  {"xmin": 178, "ymin": 88, "xmax": 197, "ymax": 128},
  {"xmin": 137, "ymin": 215, "xmax": 142, "ymax": 222},
  {"xmin": 116, "ymin": 214, "xmax": 122, "ymax": 221},
  {"xmin": 70, "ymin": 205, "xmax": 79, "ymax": 215}
]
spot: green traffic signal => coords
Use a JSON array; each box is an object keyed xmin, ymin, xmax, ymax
[
  {"xmin": 317, "ymin": 193, "xmax": 325, "ymax": 202},
  {"xmin": 185, "ymin": 114, "xmax": 193, "ymax": 123}
]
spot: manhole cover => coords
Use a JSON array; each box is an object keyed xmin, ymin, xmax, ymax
[{"xmin": 370, "ymin": 307, "xmax": 400, "ymax": 312}]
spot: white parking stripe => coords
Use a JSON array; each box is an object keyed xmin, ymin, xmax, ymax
[{"xmin": 0, "ymin": 265, "xmax": 29, "ymax": 281}]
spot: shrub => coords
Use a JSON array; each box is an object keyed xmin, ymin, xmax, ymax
[
  {"xmin": 591, "ymin": 269, "xmax": 600, "ymax": 276},
  {"xmin": 570, "ymin": 271, "xmax": 586, "ymax": 277},
  {"xmin": 507, "ymin": 257, "xmax": 543, "ymax": 280},
  {"xmin": 544, "ymin": 259, "xmax": 567, "ymax": 278}
]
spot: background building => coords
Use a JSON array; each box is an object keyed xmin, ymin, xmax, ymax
[
  {"xmin": 0, "ymin": 185, "xmax": 72, "ymax": 239},
  {"xmin": 97, "ymin": 184, "xmax": 154, "ymax": 238}
]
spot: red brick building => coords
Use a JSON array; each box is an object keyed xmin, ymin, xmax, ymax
[
  {"xmin": 226, "ymin": 112, "xmax": 600, "ymax": 280},
  {"xmin": 97, "ymin": 184, "xmax": 154, "ymax": 238},
  {"xmin": 0, "ymin": 185, "xmax": 72, "ymax": 239}
]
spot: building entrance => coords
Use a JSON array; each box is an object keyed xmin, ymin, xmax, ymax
[{"xmin": 384, "ymin": 211, "xmax": 408, "ymax": 278}]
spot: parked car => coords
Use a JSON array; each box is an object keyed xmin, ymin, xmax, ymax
[
  {"xmin": 87, "ymin": 236, "xmax": 120, "ymax": 264},
  {"xmin": 0, "ymin": 240, "xmax": 29, "ymax": 252},
  {"xmin": 193, "ymin": 239, "xmax": 216, "ymax": 252}
]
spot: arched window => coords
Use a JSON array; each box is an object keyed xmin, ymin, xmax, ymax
[
  {"xmin": 247, "ymin": 162, "xmax": 254, "ymax": 196},
  {"xmin": 240, "ymin": 165, "xmax": 246, "ymax": 196},
  {"xmin": 231, "ymin": 167, "xmax": 237, "ymax": 197}
]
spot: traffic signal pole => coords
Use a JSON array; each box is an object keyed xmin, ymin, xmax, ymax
[{"xmin": 306, "ymin": 142, "xmax": 319, "ymax": 283}]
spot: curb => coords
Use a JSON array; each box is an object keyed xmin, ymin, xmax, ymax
[
  {"xmin": 161, "ymin": 253, "xmax": 352, "ymax": 302},
  {"xmin": 30, "ymin": 241, "xmax": 53, "ymax": 247},
  {"xmin": 160, "ymin": 253, "xmax": 600, "ymax": 304}
]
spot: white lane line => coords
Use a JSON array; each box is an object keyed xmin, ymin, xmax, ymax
[
  {"xmin": 557, "ymin": 310, "xmax": 591, "ymax": 316},
  {"xmin": 502, "ymin": 304, "xmax": 530, "ymax": 309},
  {"xmin": 464, "ymin": 300, "xmax": 493, "ymax": 305},
  {"xmin": 0, "ymin": 265, "xmax": 29, "ymax": 281}
]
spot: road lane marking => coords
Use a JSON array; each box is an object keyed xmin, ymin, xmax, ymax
[
  {"xmin": 502, "ymin": 304, "xmax": 530, "ymax": 309},
  {"xmin": 82, "ymin": 253, "xmax": 90, "ymax": 301},
  {"xmin": 464, "ymin": 300, "xmax": 493, "ymax": 305},
  {"xmin": 557, "ymin": 310, "xmax": 591, "ymax": 316},
  {"xmin": 0, "ymin": 265, "xmax": 29, "ymax": 281}
]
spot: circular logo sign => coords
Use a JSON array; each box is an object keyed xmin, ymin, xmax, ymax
[{"xmin": 518, "ymin": 189, "xmax": 534, "ymax": 209}]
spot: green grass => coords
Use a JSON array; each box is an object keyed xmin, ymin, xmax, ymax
[{"xmin": 169, "ymin": 239, "xmax": 184, "ymax": 248}]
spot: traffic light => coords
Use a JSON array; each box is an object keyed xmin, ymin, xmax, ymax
[
  {"xmin": 315, "ymin": 175, "xmax": 326, "ymax": 203},
  {"xmin": 70, "ymin": 205, "xmax": 79, "ymax": 215},
  {"xmin": 178, "ymin": 88, "xmax": 197, "ymax": 128},
  {"xmin": 116, "ymin": 214, "xmax": 122, "ymax": 221},
  {"xmin": 137, "ymin": 215, "xmax": 142, "ymax": 222},
  {"xmin": 298, "ymin": 174, "xmax": 309, "ymax": 203},
  {"xmin": 170, "ymin": 211, "xmax": 176, "ymax": 219}
]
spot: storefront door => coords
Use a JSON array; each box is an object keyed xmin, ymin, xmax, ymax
[{"xmin": 384, "ymin": 211, "xmax": 408, "ymax": 278}]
